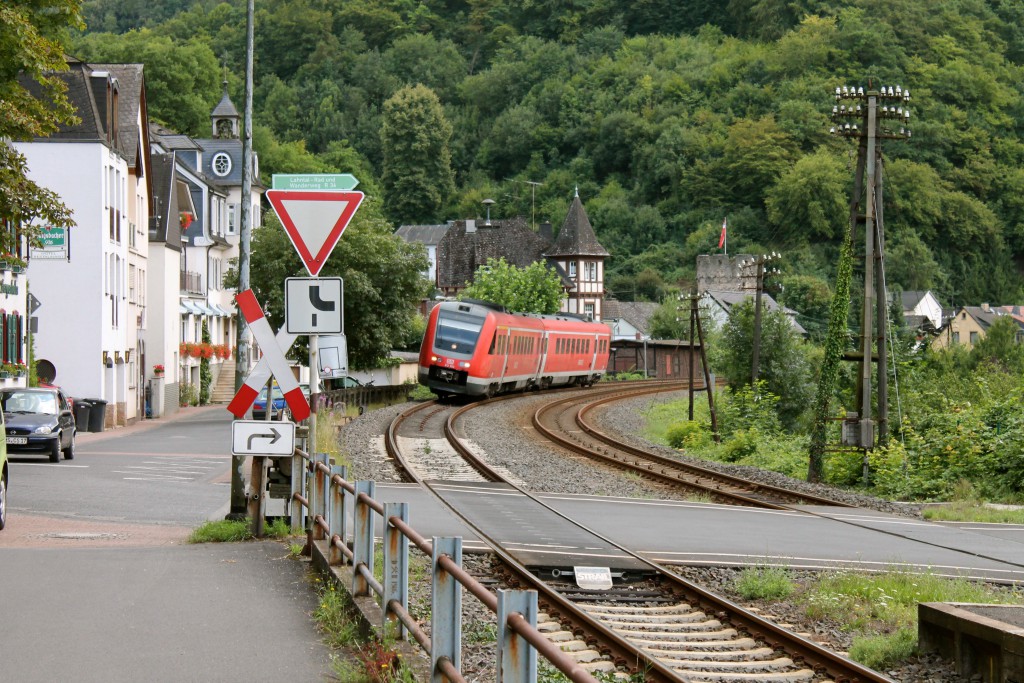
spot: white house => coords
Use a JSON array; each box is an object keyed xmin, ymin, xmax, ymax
[
  {"xmin": 16, "ymin": 58, "xmax": 146, "ymax": 426},
  {"xmin": 900, "ymin": 290, "xmax": 943, "ymax": 330}
]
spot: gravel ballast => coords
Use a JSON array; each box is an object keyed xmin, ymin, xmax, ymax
[{"xmin": 331, "ymin": 391, "xmax": 975, "ymax": 682}]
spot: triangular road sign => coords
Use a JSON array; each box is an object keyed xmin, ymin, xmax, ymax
[{"xmin": 266, "ymin": 190, "xmax": 365, "ymax": 276}]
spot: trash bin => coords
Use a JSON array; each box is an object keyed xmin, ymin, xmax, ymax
[
  {"xmin": 72, "ymin": 399, "xmax": 91, "ymax": 432},
  {"xmin": 86, "ymin": 398, "xmax": 107, "ymax": 432}
]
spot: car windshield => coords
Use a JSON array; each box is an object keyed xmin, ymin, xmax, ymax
[
  {"xmin": 258, "ymin": 386, "xmax": 285, "ymax": 400},
  {"xmin": 1, "ymin": 390, "xmax": 58, "ymax": 415}
]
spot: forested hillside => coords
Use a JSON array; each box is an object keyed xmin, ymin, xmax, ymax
[{"xmin": 75, "ymin": 0, "xmax": 1024, "ymax": 308}]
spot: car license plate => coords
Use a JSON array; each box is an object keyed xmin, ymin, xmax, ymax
[{"xmin": 6, "ymin": 436, "xmax": 27, "ymax": 445}]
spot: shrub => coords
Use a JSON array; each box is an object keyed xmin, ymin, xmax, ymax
[
  {"xmin": 665, "ymin": 420, "xmax": 711, "ymax": 449},
  {"xmin": 179, "ymin": 381, "xmax": 199, "ymax": 407},
  {"xmin": 734, "ymin": 566, "xmax": 795, "ymax": 600},
  {"xmin": 849, "ymin": 628, "xmax": 917, "ymax": 670}
]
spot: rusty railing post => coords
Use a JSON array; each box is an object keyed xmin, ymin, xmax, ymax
[
  {"xmin": 352, "ymin": 480, "xmax": 376, "ymax": 597},
  {"xmin": 382, "ymin": 502, "xmax": 409, "ymax": 640},
  {"xmin": 431, "ymin": 536, "xmax": 462, "ymax": 679}
]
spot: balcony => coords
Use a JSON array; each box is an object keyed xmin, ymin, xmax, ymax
[{"xmin": 180, "ymin": 270, "xmax": 203, "ymax": 295}]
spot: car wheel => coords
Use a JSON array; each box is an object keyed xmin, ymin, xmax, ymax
[
  {"xmin": 63, "ymin": 432, "xmax": 75, "ymax": 460},
  {"xmin": 0, "ymin": 471, "xmax": 7, "ymax": 530},
  {"xmin": 49, "ymin": 437, "xmax": 61, "ymax": 463}
]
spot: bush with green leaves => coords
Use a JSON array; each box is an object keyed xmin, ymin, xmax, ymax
[
  {"xmin": 665, "ymin": 420, "xmax": 712, "ymax": 449},
  {"xmin": 716, "ymin": 381, "xmax": 782, "ymax": 438}
]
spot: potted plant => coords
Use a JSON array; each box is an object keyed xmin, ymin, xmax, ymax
[{"xmin": 153, "ymin": 364, "xmax": 165, "ymax": 377}]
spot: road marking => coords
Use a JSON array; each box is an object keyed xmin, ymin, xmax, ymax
[{"xmin": 11, "ymin": 463, "xmax": 89, "ymax": 468}]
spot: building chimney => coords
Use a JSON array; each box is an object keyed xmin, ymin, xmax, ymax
[
  {"xmin": 539, "ymin": 221, "xmax": 553, "ymax": 242},
  {"xmin": 465, "ymin": 219, "xmax": 476, "ymax": 234},
  {"xmin": 981, "ymin": 303, "xmax": 990, "ymax": 312}
]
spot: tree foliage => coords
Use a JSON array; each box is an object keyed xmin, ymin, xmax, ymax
[
  {"xmin": 380, "ymin": 84, "xmax": 454, "ymax": 224},
  {"xmin": 0, "ymin": 0, "xmax": 81, "ymax": 251},
  {"xmin": 235, "ymin": 197, "xmax": 429, "ymax": 369},
  {"xmin": 460, "ymin": 258, "xmax": 565, "ymax": 314}
]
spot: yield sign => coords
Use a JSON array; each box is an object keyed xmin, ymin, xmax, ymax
[
  {"xmin": 227, "ymin": 289, "xmax": 310, "ymax": 422},
  {"xmin": 266, "ymin": 190, "xmax": 364, "ymax": 276}
]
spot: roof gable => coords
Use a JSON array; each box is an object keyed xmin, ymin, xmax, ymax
[{"xmin": 437, "ymin": 217, "xmax": 553, "ymax": 288}]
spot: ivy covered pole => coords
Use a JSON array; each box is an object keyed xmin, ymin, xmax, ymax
[{"xmin": 810, "ymin": 83, "xmax": 912, "ymax": 481}]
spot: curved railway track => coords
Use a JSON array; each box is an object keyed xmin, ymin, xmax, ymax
[
  {"xmin": 383, "ymin": 388, "xmax": 892, "ymax": 683},
  {"xmin": 532, "ymin": 388, "xmax": 853, "ymax": 509}
]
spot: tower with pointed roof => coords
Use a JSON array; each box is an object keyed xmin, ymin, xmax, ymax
[
  {"xmin": 545, "ymin": 188, "xmax": 609, "ymax": 321},
  {"xmin": 211, "ymin": 81, "xmax": 239, "ymax": 139}
]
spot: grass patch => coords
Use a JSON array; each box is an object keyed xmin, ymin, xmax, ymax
[
  {"xmin": 314, "ymin": 582, "xmax": 363, "ymax": 649},
  {"xmin": 188, "ymin": 519, "xmax": 253, "ymax": 543},
  {"xmin": 797, "ymin": 569, "xmax": 1024, "ymax": 669},
  {"xmin": 407, "ymin": 383, "xmax": 436, "ymax": 401},
  {"xmin": 734, "ymin": 565, "xmax": 795, "ymax": 600},
  {"xmin": 922, "ymin": 502, "xmax": 1024, "ymax": 524},
  {"xmin": 188, "ymin": 517, "xmax": 294, "ymax": 543}
]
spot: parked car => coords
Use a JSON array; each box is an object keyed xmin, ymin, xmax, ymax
[
  {"xmin": 252, "ymin": 383, "xmax": 286, "ymax": 420},
  {"xmin": 1, "ymin": 411, "xmax": 7, "ymax": 530},
  {"xmin": 0, "ymin": 387, "xmax": 76, "ymax": 463}
]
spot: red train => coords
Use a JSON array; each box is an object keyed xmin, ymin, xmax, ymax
[{"xmin": 419, "ymin": 300, "xmax": 611, "ymax": 398}]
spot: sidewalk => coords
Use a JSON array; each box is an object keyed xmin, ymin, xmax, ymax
[{"xmin": 74, "ymin": 402, "xmax": 229, "ymax": 445}]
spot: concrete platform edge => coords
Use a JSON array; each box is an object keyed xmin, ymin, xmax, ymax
[{"xmin": 310, "ymin": 538, "xmax": 433, "ymax": 682}]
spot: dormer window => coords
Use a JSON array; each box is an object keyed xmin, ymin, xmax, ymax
[{"xmin": 212, "ymin": 152, "xmax": 232, "ymax": 177}]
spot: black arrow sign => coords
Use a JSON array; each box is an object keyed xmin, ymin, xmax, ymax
[{"xmin": 247, "ymin": 427, "xmax": 282, "ymax": 450}]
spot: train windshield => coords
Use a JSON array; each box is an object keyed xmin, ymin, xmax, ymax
[{"xmin": 435, "ymin": 310, "xmax": 484, "ymax": 355}]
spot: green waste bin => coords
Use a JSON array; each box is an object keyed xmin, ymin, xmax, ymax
[{"xmin": 86, "ymin": 399, "xmax": 107, "ymax": 432}]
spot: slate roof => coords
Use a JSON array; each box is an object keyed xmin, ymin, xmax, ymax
[
  {"xmin": 900, "ymin": 290, "xmax": 929, "ymax": 309},
  {"xmin": 704, "ymin": 289, "xmax": 808, "ymax": 336},
  {"xmin": 961, "ymin": 306, "xmax": 1002, "ymax": 330},
  {"xmin": 603, "ymin": 299, "xmax": 658, "ymax": 335},
  {"xmin": 150, "ymin": 122, "xmax": 202, "ymax": 152},
  {"xmin": 21, "ymin": 57, "xmax": 113, "ymax": 147},
  {"xmin": 437, "ymin": 217, "xmax": 553, "ymax": 289},
  {"xmin": 149, "ymin": 152, "xmax": 182, "ymax": 248},
  {"xmin": 211, "ymin": 82, "xmax": 239, "ymax": 118},
  {"xmin": 546, "ymin": 193, "xmax": 609, "ymax": 257},
  {"xmin": 395, "ymin": 224, "xmax": 451, "ymax": 245},
  {"xmin": 90, "ymin": 63, "xmax": 145, "ymax": 167}
]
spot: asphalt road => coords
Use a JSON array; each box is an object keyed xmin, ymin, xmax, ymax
[{"xmin": 0, "ymin": 405, "xmax": 335, "ymax": 682}]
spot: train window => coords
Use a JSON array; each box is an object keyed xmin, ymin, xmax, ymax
[{"xmin": 435, "ymin": 310, "xmax": 484, "ymax": 355}]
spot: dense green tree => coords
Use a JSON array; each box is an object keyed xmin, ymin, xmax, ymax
[
  {"xmin": 765, "ymin": 148, "xmax": 848, "ymax": 242},
  {"xmin": 778, "ymin": 274, "xmax": 833, "ymax": 341},
  {"xmin": 712, "ymin": 299, "xmax": 814, "ymax": 428},
  {"xmin": 381, "ymin": 84, "xmax": 455, "ymax": 224},
  {"xmin": 72, "ymin": 29, "xmax": 219, "ymax": 135},
  {"xmin": 1, "ymin": 0, "xmax": 81, "ymax": 251},
  {"xmin": 460, "ymin": 258, "xmax": 564, "ymax": 314}
]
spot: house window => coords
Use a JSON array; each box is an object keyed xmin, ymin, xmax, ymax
[
  {"xmin": 970, "ymin": 331, "xmax": 979, "ymax": 345},
  {"xmin": 569, "ymin": 261, "xmax": 577, "ymax": 277},
  {"xmin": 584, "ymin": 302, "xmax": 595, "ymax": 319},
  {"xmin": 952, "ymin": 332, "xmax": 960, "ymax": 344},
  {"xmin": 585, "ymin": 262, "xmax": 597, "ymax": 281},
  {"xmin": 212, "ymin": 152, "xmax": 232, "ymax": 177},
  {"xmin": 228, "ymin": 203, "xmax": 238, "ymax": 235}
]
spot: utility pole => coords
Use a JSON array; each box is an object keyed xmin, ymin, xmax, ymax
[
  {"xmin": 679, "ymin": 290, "xmax": 720, "ymax": 442},
  {"xmin": 830, "ymin": 84, "xmax": 912, "ymax": 451},
  {"xmin": 738, "ymin": 253, "xmax": 779, "ymax": 385},
  {"xmin": 230, "ymin": 0, "xmax": 255, "ymax": 518}
]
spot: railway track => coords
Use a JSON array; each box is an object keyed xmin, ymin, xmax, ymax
[
  {"xmin": 383, "ymin": 388, "xmax": 892, "ymax": 682},
  {"xmin": 532, "ymin": 389, "xmax": 853, "ymax": 509}
]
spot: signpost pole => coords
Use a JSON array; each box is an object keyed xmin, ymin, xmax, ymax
[{"xmin": 309, "ymin": 332, "xmax": 319, "ymax": 481}]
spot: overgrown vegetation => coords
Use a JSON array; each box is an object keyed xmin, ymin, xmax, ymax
[
  {"xmin": 730, "ymin": 567, "xmax": 1023, "ymax": 670},
  {"xmin": 187, "ymin": 518, "xmax": 291, "ymax": 543}
]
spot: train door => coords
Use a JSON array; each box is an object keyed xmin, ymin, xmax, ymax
[{"xmin": 496, "ymin": 327, "xmax": 511, "ymax": 383}]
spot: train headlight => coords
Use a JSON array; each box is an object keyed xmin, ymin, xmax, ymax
[
  {"xmin": 430, "ymin": 355, "xmax": 439, "ymax": 362},
  {"xmin": 459, "ymin": 361, "xmax": 471, "ymax": 368}
]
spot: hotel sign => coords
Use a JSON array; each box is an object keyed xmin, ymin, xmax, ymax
[{"xmin": 31, "ymin": 226, "xmax": 67, "ymax": 260}]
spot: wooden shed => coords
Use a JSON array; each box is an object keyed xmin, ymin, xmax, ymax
[{"xmin": 608, "ymin": 339, "xmax": 704, "ymax": 380}]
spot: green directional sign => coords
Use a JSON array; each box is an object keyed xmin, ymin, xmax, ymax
[{"xmin": 272, "ymin": 174, "xmax": 359, "ymax": 191}]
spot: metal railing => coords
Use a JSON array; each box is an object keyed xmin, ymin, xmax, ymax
[{"xmin": 288, "ymin": 448, "xmax": 599, "ymax": 683}]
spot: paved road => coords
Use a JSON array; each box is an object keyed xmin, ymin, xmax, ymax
[{"xmin": 0, "ymin": 406, "xmax": 335, "ymax": 682}]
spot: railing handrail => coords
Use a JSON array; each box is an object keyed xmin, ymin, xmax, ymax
[{"xmin": 293, "ymin": 451, "xmax": 599, "ymax": 683}]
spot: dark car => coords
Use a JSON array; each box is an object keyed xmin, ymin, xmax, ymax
[
  {"xmin": 0, "ymin": 387, "xmax": 76, "ymax": 463},
  {"xmin": 0, "ymin": 413, "xmax": 7, "ymax": 530}
]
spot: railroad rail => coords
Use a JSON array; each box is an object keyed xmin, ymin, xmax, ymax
[
  {"xmin": 532, "ymin": 389, "xmax": 854, "ymax": 509},
  {"xmin": 375, "ymin": 387, "xmax": 893, "ymax": 682}
]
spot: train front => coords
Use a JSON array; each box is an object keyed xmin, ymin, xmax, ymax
[{"xmin": 418, "ymin": 301, "xmax": 493, "ymax": 397}]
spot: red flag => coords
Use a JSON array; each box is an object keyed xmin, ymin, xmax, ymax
[{"xmin": 718, "ymin": 217, "xmax": 727, "ymax": 249}]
